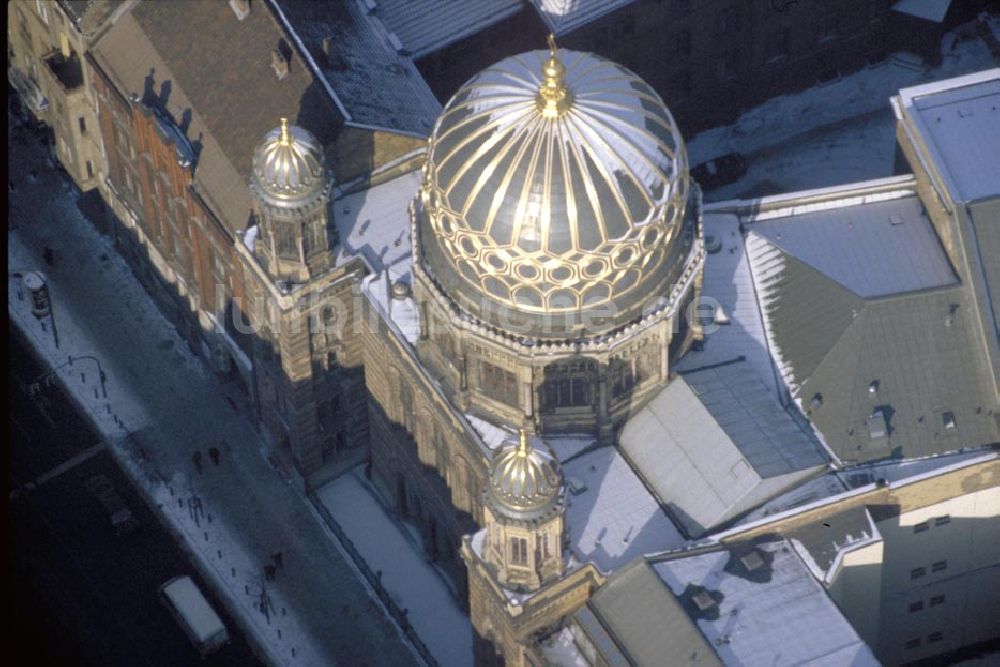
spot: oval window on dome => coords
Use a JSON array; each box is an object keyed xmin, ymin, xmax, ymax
[
  {"xmin": 516, "ymin": 262, "xmax": 541, "ymax": 281},
  {"xmin": 641, "ymin": 227, "xmax": 661, "ymax": 251},
  {"xmin": 613, "ymin": 246, "xmax": 635, "ymax": 268},
  {"xmin": 439, "ymin": 213, "xmax": 454, "ymax": 236},
  {"xmin": 485, "ymin": 252, "xmax": 508, "ymax": 272},
  {"xmin": 549, "ymin": 265, "xmax": 573, "ymax": 283},
  {"xmin": 584, "ymin": 260, "xmax": 606, "ymax": 279},
  {"xmin": 459, "ymin": 235, "xmax": 477, "ymax": 256}
]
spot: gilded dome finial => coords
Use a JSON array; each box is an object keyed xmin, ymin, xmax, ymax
[
  {"xmin": 279, "ymin": 117, "xmax": 291, "ymax": 145},
  {"xmin": 538, "ymin": 34, "xmax": 569, "ymax": 118},
  {"xmin": 517, "ymin": 428, "xmax": 530, "ymax": 457}
]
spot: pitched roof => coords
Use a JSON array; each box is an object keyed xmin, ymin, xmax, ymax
[
  {"xmin": 620, "ymin": 362, "xmax": 827, "ymax": 536},
  {"xmin": 583, "ymin": 560, "xmax": 720, "ymax": 667},
  {"xmin": 527, "ymin": 0, "xmax": 637, "ymax": 36},
  {"xmin": 373, "ymin": 0, "xmax": 523, "ymax": 59},
  {"xmin": 92, "ymin": 1, "xmax": 340, "ymax": 234},
  {"xmin": 748, "ymin": 227, "xmax": 1000, "ymax": 463},
  {"xmin": 271, "ymin": 0, "xmax": 441, "ymax": 137},
  {"xmin": 653, "ymin": 541, "xmax": 879, "ymax": 666},
  {"xmin": 750, "ymin": 196, "xmax": 958, "ymax": 298}
]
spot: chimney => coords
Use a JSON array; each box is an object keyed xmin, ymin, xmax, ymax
[
  {"xmin": 271, "ymin": 49, "xmax": 289, "ymax": 80},
  {"xmin": 229, "ymin": 0, "xmax": 250, "ymax": 21}
]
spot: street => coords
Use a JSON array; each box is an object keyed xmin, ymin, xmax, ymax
[
  {"xmin": 9, "ymin": 326, "xmax": 259, "ymax": 666},
  {"xmin": 8, "ymin": 91, "xmax": 416, "ymax": 666}
]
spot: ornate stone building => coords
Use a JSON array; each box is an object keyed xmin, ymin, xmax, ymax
[{"xmin": 364, "ymin": 39, "xmax": 706, "ymax": 663}]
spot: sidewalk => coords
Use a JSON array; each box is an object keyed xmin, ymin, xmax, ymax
[
  {"xmin": 316, "ymin": 468, "xmax": 473, "ymax": 666},
  {"xmin": 8, "ymin": 123, "xmax": 417, "ymax": 666}
]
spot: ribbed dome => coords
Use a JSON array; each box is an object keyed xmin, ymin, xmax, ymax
[
  {"xmin": 417, "ymin": 44, "xmax": 692, "ymax": 338},
  {"xmin": 487, "ymin": 431, "xmax": 561, "ymax": 520},
  {"xmin": 250, "ymin": 118, "xmax": 326, "ymax": 209}
]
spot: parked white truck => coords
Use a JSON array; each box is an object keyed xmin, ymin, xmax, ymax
[{"xmin": 159, "ymin": 575, "xmax": 230, "ymax": 658}]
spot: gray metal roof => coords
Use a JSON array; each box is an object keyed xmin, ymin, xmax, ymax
[
  {"xmin": 373, "ymin": 0, "xmax": 523, "ymax": 59},
  {"xmin": 582, "ymin": 560, "xmax": 720, "ymax": 667},
  {"xmin": 273, "ymin": 0, "xmax": 441, "ymax": 136},
  {"xmin": 749, "ymin": 234, "xmax": 1000, "ymax": 463},
  {"xmin": 898, "ymin": 70, "xmax": 1000, "ymax": 203},
  {"xmin": 751, "ymin": 196, "xmax": 958, "ymax": 298},
  {"xmin": 619, "ymin": 362, "xmax": 827, "ymax": 536},
  {"xmin": 653, "ymin": 541, "xmax": 879, "ymax": 666}
]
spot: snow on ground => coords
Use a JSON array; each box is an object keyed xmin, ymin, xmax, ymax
[
  {"xmin": 690, "ymin": 21, "xmax": 998, "ymax": 201},
  {"xmin": 8, "ymin": 123, "xmax": 417, "ymax": 666},
  {"xmin": 10, "ymin": 236, "xmax": 326, "ymax": 666},
  {"xmin": 317, "ymin": 467, "xmax": 473, "ymax": 666}
]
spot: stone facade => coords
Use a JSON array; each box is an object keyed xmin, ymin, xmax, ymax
[{"xmin": 7, "ymin": 0, "xmax": 111, "ymax": 193}]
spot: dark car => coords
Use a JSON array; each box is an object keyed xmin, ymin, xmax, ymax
[
  {"xmin": 84, "ymin": 474, "xmax": 140, "ymax": 535},
  {"xmin": 691, "ymin": 153, "xmax": 748, "ymax": 190}
]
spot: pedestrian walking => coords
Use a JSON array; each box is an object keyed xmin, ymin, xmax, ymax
[
  {"xmin": 209, "ymin": 446, "xmax": 220, "ymax": 465},
  {"xmin": 273, "ymin": 551, "xmax": 284, "ymax": 570},
  {"xmin": 192, "ymin": 449, "xmax": 203, "ymax": 473}
]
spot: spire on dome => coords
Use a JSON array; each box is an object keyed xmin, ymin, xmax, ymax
[{"xmin": 538, "ymin": 34, "xmax": 570, "ymax": 118}]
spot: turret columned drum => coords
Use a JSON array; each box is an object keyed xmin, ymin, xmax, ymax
[{"xmin": 416, "ymin": 40, "xmax": 693, "ymax": 339}]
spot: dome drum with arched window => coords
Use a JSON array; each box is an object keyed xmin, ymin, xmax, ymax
[{"xmin": 416, "ymin": 40, "xmax": 695, "ymax": 340}]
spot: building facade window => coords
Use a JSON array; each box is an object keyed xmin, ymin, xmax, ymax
[
  {"xmin": 931, "ymin": 560, "xmax": 947, "ymax": 572},
  {"xmin": 911, "ymin": 567, "xmax": 926, "ymax": 579},
  {"xmin": 510, "ymin": 536, "xmax": 528, "ymax": 566},
  {"xmin": 85, "ymin": 160, "xmax": 94, "ymax": 178},
  {"xmin": 904, "ymin": 638, "xmax": 921, "ymax": 649},
  {"xmin": 908, "ymin": 601, "xmax": 923, "ymax": 613},
  {"xmin": 479, "ymin": 360, "xmax": 518, "ymax": 407},
  {"xmin": 914, "ymin": 521, "xmax": 929, "ymax": 533},
  {"xmin": 934, "ymin": 515, "xmax": 951, "ymax": 526},
  {"xmin": 78, "ymin": 116, "xmax": 87, "ymax": 134},
  {"xmin": 930, "ymin": 594, "xmax": 946, "ymax": 607},
  {"xmin": 541, "ymin": 360, "xmax": 596, "ymax": 411},
  {"xmin": 928, "ymin": 631, "xmax": 943, "ymax": 643}
]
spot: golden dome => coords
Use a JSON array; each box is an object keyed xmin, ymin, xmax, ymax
[
  {"xmin": 417, "ymin": 42, "xmax": 692, "ymax": 338},
  {"xmin": 487, "ymin": 430, "xmax": 562, "ymax": 520},
  {"xmin": 250, "ymin": 118, "xmax": 327, "ymax": 209}
]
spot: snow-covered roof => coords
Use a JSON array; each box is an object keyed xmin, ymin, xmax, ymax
[
  {"xmin": 620, "ymin": 362, "xmax": 827, "ymax": 536},
  {"xmin": 653, "ymin": 541, "xmax": 879, "ymax": 666},
  {"xmin": 562, "ymin": 446, "xmax": 685, "ymax": 574},
  {"xmin": 374, "ymin": 0, "xmax": 523, "ymax": 59},
  {"xmin": 271, "ymin": 0, "xmax": 441, "ymax": 137},
  {"xmin": 748, "ymin": 194, "xmax": 958, "ymax": 298},
  {"xmin": 465, "ymin": 414, "xmax": 513, "ymax": 451},
  {"xmin": 896, "ymin": 69, "xmax": 1000, "ymax": 203},
  {"xmin": 673, "ymin": 212, "xmax": 777, "ymax": 395},
  {"xmin": 528, "ymin": 0, "xmax": 636, "ymax": 36},
  {"xmin": 333, "ymin": 170, "xmax": 420, "ymax": 273},
  {"xmin": 363, "ymin": 261, "xmax": 419, "ymax": 344},
  {"xmin": 891, "ymin": 0, "xmax": 952, "ymax": 23}
]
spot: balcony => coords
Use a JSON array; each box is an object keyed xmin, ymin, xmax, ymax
[{"xmin": 43, "ymin": 50, "xmax": 84, "ymax": 93}]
